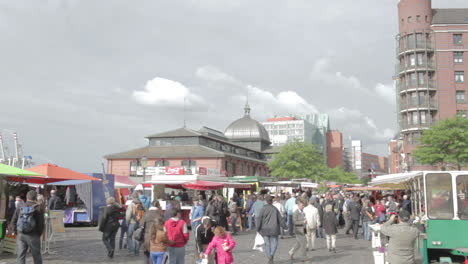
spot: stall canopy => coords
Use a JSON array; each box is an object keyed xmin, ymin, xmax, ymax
[
  {"xmin": 370, "ymin": 172, "xmax": 422, "ymax": 188},
  {"xmin": 114, "ymin": 175, "xmax": 137, "ymax": 188},
  {"xmin": 182, "ymin": 181, "xmax": 224, "ymax": 190},
  {"xmin": 24, "ymin": 163, "xmax": 100, "ymax": 184},
  {"xmin": 0, "ymin": 163, "xmax": 43, "ymax": 178}
]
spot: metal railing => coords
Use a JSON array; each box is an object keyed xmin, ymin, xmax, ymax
[
  {"xmin": 396, "ymin": 61, "xmax": 436, "ymax": 73},
  {"xmin": 401, "ymin": 122, "xmax": 433, "ymax": 130},
  {"xmin": 399, "ymin": 80, "xmax": 436, "ymax": 92},
  {"xmin": 396, "ymin": 41, "xmax": 434, "ymax": 54},
  {"xmin": 400, "ymin": 100, "xmax": 438, "ymax": 110}
]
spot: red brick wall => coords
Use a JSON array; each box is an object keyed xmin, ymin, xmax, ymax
[{"xmin": 326, "ymin": 131, "xmax": 343, "ymax": 168}]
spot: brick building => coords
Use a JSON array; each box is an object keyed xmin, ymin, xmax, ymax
[{"xmin": 392, "ymin": 0, "xmax": 468, "ymax": 172}]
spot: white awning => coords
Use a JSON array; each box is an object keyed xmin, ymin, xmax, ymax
[{"xmin": 370, "ymin": 171, "xmax": 423, "ymax": 186}]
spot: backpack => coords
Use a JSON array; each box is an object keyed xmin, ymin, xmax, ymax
[
  {"xmin": 17, "ymin": 205, "xmax": 37, "ymax": 234},
  {"xmin": 132, "ymin": 203, "xmax": 145, "ymax": 223}
]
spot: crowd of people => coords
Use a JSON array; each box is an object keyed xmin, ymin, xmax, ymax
[{"xmin": 5, "ymin": 186, "xmax": 417, "ymax": 264}]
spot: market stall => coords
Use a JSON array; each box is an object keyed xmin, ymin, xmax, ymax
[{"xmin": 114, "ymin": 175, "xmax": 137, "ymax": 205}]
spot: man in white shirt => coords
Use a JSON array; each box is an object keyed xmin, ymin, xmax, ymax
[{"xmin": 303, "ymin": 198, "xmax": 320, "ymax": 251}]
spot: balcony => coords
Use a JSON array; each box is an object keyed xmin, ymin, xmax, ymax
[
  {"xmin": 399, "ymin": 80, "xmax": 437, "ymax": 93},
  {"xmin": 400, "ymin": 101, "xmax": 438, "ymax": 111},
  {"xmin": 401, "ymin": 122, "xmax": 433, "ymax": 132},
  {"xmin": 396, "ymin": 41, "xmax": 434, "ymax": 55},
  {"xmin": 396, "ymin": 61, "xmax": 436, "ymax": 75}
]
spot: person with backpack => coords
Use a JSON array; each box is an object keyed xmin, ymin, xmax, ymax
[
  {"xmin": 165, "ymin": 208, "xmax": 189, "ymax": 264},
  {"xmin": 99, "ymin": 197, "xmax": 121, "ymax": 258},
  {"xmin": 125, "ymin": 193, "xmax": 145, "ymax": 256},
  {"xmin": 142, "ymin": 201, "xmax": 163, "ymax": 264},
  {"xmin": 10, "ymin": 190, "xmax": 45, "ymax": 264}
]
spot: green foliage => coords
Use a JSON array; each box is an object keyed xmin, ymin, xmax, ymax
[
  {"xmin": 268, "ymin": 141, "xmax": 327, "ymax": 180},
  {"xmin": 324, "ymin": 167, "xmax": 360, "ymax": 184},
  {"xmin": 413, "ymin": 116, "xmax": 468, "ymax": 170}
]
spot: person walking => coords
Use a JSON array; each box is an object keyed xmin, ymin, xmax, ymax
[
  {"xmin": 284, "ymin": 193, "xmax": 296, "ymax": 237},
  {"xmin": 401, "ymin": 195, "xmax": 412, "ymax": 215},
  {"xmin": 204, "ymin": 226, "xmax": 236, "ymax": 264},
  {"xmin": 257, "ymin": 195, "xmax": 282, "ymax": 264},
  {"xmin": 361, "ymin": 199, "xmax": 375, "ymax": 241},
  {"xmin": 373, "ymin": 199, "xmax": 386, "ymax": 224},
  {"xmin": 316, "ymin": 197, "xmax": 325, "ymax": 239},
  {"xmin": 165, "ymin": 208, "xmax": 189, "ymax": 264},
  {"xmin": 217, "ymin": 195, "xmax": 229, "ymax": 231},
  {"xmin": 303, "ymin": 198, "xmax": 320, "ymax": 251},
  {"xmin": 252, "ymin": 195, "xmax": 265, "ymax": 229},
  {"xmin": 99, "ymin": 197, "xmax": 121, "ymax": 258},
  {"xmin": 228, "ymin": 197, "xmax": 239, "ymax": 235},
  {"xmin": 10, "ymin": 190, "xmax": 44, "ymax": 264},
  {"xmin": 343, "ymin": 195, "xmax": 353, "ymax": 234},
  {"xmin": 386, "ymin": 196, "xmax": 399, "ymax": 219},
  {"xmin": 288, "ymin": 199, "xmax": 307, "ymax": 261},
  {"xmin": 142, "ymin": 201, "xmax": 163, "ymax": 264},
  {"xmin": 137, "ymin": 190, "xmax": 151, "ymax": 209},
  {"xmin": 125, "ymin": 194, "xmax": 145, "ymax": 256},
  {"xmin": 196, "ymin": 217, "xmax": 217, "ymax": 264},
  {"xmin": 191, "ymin": 199, "xmax": 204, "ymax": 234},
  {"xmin": 380, "ymin": 211, "xmax": 419, "ymax": 264},
  {"xmin": 347, "ymin": 197, "xmax": 362, "ymax": 239},
  {"xmin": 323, "ymin": 204, "xmax": 338, "ymax": 253},
  {"xmin": 47, "ymin": 190, "xmax": 62, "ymax": 210},
  {"xmin": 246, "ymin": 195, "xmax": 255, "ymax": 230},
  {"xmin": 272, "ymin": 196, "xmax": 286, "ymax": 238},
  {"xmin": 149, "ymin": 221, "xmax": 172, "ymax": 264}
]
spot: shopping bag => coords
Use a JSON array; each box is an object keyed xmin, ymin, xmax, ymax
[
  {"xmin": 253, "ymin": 232, "xmax": 265, "ymax": 251},
  {"xmin": 371, "ymin": 232, "xmax": 382, "ymax": 248},
  {"xmin": 373, "ymin": 251, "xmax": 385, "ymax": 264}
]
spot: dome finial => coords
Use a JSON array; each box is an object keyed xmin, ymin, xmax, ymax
[{"xmin": 244, "ymin": 100, "xmax": 251, "ymax": 116}]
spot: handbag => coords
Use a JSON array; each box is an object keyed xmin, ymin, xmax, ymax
[{"xmin": 133, "ymin": 224, "xmax": 145, "ymax": 242}]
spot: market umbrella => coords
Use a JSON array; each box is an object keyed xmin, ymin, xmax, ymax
[
  {"xmin": 0, "ymin": 163, "xmax": 43, "ymax": 177},
  {"xmin": 24, "ymin": 163, "xmax": 100, "ymax": 184},
  {"xmin": 181, "ymin": 180, "xmax": 224, "ymax": 191}
]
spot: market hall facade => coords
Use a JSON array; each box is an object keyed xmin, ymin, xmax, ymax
[{"xmin": 104, "ymin": 104, "xmax": 272, "ymax": 181}]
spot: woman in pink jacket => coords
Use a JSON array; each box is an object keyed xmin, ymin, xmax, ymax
[{"xmin": 204, "ymin": 226, "xmax": 236, "ymax": 264}]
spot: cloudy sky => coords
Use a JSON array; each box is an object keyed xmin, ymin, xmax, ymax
[{"xmin": 0, "ymin": 0, "xmax": 465, "ymax": 172}]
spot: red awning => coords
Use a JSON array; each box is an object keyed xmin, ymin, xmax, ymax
[
  {"xmin": 181, "ymin": 181, "xmax": 224, "ymax": 191},
  {"xmin": 114, "ymin": 175, "xmax": 137, "ymax": 188},
  {"xmin": 14, "ymin": 163, "xmax": 101, "ymax": 184}
]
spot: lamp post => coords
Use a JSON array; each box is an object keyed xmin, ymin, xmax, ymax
[{"xmin": 141, "ymin": 156, "xmax": 148, "ymax": 182}]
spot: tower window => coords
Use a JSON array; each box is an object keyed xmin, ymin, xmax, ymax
[
  {"xmin": 455, "ymin": 71, "xmax": 465, "ymax": 83},
  {"xmin": 457, "ymin": 110, "xmax": 467, "ymax": 118},
  {"xmin": 425, "ymin": 15, "xmax": 429, "ymax": 22},
  {"xmin": 416, "ymin": 15, "xmax": 421, "ymax": 22},
  {"xmin": 456, "ymin": 90, "xmax": 465, "ymax": 103},
  {"xmin": 454, "ymin": 52, "xmax": 464, "ymax": 63},
  {"xmin": 453, "ymin": 34, "xmax": 463, "ymax": 45},
  {"xmin": 408, "ymin": 16, "xmax": 412, "ymax": 23}
]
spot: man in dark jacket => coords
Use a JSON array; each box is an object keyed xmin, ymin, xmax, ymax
[
  {"xmin": 347, "ymin": 197, "xmax": 362, "ymax": 239},
  {"xmin": 11, "ymin": 190, "xmax": 45, "ymax": 264},
  {"xmin": 99, "ymin": 197, "xmax": 121, "ymax": 258},
  {"xmin": 196, "ymin": 217, "xmax": 216, "ymax": 264},
  {"xmin": 257, "ymin": 195, "xmax": 282, "ymax": 264},
  {"xmin": 47, "ymin": 190, "xmax": 62, "ymax": 210}
]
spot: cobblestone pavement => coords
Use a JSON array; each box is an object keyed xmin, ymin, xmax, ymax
[{"xmin": 0, "ymin": 227, "xmax": 375, "ymax": 264}]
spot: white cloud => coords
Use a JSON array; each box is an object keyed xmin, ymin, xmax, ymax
[
  {"xmin": 374, "ymin": 82, "xmax": 396, "ymax": 105},
  {"xmin": 132, "ymin": 77, "xmax": 205, "ymax": 108},
  {"xmin": 195, "ymin": 65, "xmax": 238, "ymax": 83}
]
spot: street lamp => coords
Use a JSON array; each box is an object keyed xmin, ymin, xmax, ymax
[{"xmin": 141, "ymin": 156, "xmax": 148, "ymax": 182}]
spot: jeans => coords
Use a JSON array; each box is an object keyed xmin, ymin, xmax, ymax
[
  {"xmin": 17, "ymin": 233, "xmax": 42, "ymax": 264},
  {"xmin": 102, "ymin": 229, "xmax": 118, "ymax": 253},
  {"xmin": 305, "ymin": 227, "xmax": 316, "ymax": 250},
  {"xmin": 326, "ymin": 234, "xmax": 336, "ymax": 249},
  {"xmin": 352, "ymin": 220, "xmax": 359, "ymax": 238},
  {"xmin": 168, "ymin": 246, "xmax": 185, "ymax": 264},
  {"xmin": 248, "ymin": 214, "xmax": 254, "ymax": 230},
  {"xmin": 263, "ymin": 235, "xmax": 278, "ymax": 257},
  {"xmin": 316, "ymin": 227, "xmax": 325, "ymax": 238},
  {"xmin": 287, "ymin": 214, "xmax": 294, "ymax": 236},
  {"xmin": 362, "ymin": 221, "xmax": 371, "ymax": 241},
  {"xmin": 231, "ymin": 216, "xmax": 238, "ymax": 234},
  {"xmin": 127, "ymin": 223, "xmax": 140, "ymax": 254},
  {"xmin": 119, "ymin": 221, "xmax": 128, "ymax": 249},
  {"xmin": 151, "ymin": 252, "xmax": 166, "ymax": 264}
]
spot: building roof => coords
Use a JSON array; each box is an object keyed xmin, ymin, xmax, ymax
[
  {"xmin": 104, "ymin": 145, "xmax": 267, "ymax": 163},
  {"xmin": 265, "ymin": 117, "xmax": 297, "ymax": 122},
  {"xmin": 432, "ymin": 9, "xmax": 468, "ymax": 24},
  {"xmin": 262, "ymin": 146, "xmax": 282, "ymax": 154},
  {"xmin": 224, "ymin": 103, "xmax": 271, "ymax": 143},
  {"xmin": 146, "ymin": 127, "xmax": 201, "ymax": 138}
]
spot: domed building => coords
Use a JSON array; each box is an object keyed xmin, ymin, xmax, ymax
[{"xmin": 225, "ymin": 103, "xmax": 271, "ymax": 152}]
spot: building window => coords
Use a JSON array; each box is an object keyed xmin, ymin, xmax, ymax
[
  {"xmin": 181, "ymin": 160, "xmax": 196, "ymax": 167},
  {"xmin": 417, "ymin": 53, "xmax": 423, "ymax": 65},
  {"xmin": 419, "ymin": 91, "xmax": 425, "ymax": 104},
  {"xmin": 416, "ymin": 15, "xmax": 421, "ymax": 22},
  {"xmin": 454, "ymin": 52, "xmax": 464, "ymax": 63},
  {"xmin": 455, "ymin": 71, "xmax": 465, "ymax": 83},
  {"xmin": 410, "ymin": 73, "xmax": 417, "ymax": 86},
  {"xmin": 411, "ymin": 92, "xmax": 418, "ymax": 106},
  {"xmin": 425, "ymin": 15, "xmax": 429, "ymax": 22},
  {"xmin": 407, "ymin": 114, "xmax": 411, "ymax": 125},
  {"xmin": 456, "ymin": 90, "xmax": 466, "ymax": 103},
  {"xmin": 406, "ymin": 134, "xmax": 411, "ymax": 144},
  {"xmin": 453, "ymin": 34, "xmax": 463, "ymax": 45},
  {"xmin": 155, "ymin": 160, "xmax": 169, "ymax": 167},
  {"xmin": 408, "ymin": 16, "xmax": 412, "ymax": 23},
  {"xmin": 457, "ymin": 110, "xmax": 467, "ymax": 118},
  {"xmin": 412, "ymin": 112, "xmax": 418, "ymax": 124},
  {"xmin": 420, "ymin": 111, "xmax": 427, "ymax": 124},
  {"xmin": 409, "ymin": 54, "xmax": 415, "ymax": 66},
  {"xmin": 418, "ymin": 72, "xmax": 425, "ymax": 85},
  {"xmin": 413, "ymin": 133, "xmax": 421, "ymax": 145}
]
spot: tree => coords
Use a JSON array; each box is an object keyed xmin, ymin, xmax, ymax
[
  {"xmin": 413, "ymin": 116, "xmax": 468, "ymax": 170},
  {"xmin": 324, "ymin": 167, "xmax": 360, "ymax": 184},
  {"xmin": 268, "ymin": 141, "xmax": 327, "ymax": 181}
]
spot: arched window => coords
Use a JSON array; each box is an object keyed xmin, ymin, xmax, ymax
[
  {"xmin": 181, "ymin": 160, "xmax": 197, "ymax": 167},
  {"xmin": 155, "ymin": 160, "xmax": 169, "ymax": 167}
]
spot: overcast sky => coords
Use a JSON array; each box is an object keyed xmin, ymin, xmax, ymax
[{"xmin": 0, "ymin": 0, "xmax": 466, "ymax": 172}]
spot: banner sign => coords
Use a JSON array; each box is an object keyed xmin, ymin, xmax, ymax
[{"xmin": 165, "ymin": 167, "xmax": 185, "ymax": 175}]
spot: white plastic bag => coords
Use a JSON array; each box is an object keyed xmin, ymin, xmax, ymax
[
  {"xmin": 373, "ymin": 251, "xmax": 385, "ymax": 264},
  {"xmin": 252, "ymin": 232, "xmax": 264, "ymax": 251},
  {"xmin": 371, "ymin": 231, "xmax": 382, "ymax": 248}
]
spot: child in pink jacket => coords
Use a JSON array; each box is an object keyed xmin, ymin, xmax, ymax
[{"xmin": 204, "ymin": 226, "xmax": 236, "ymax": 264}]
